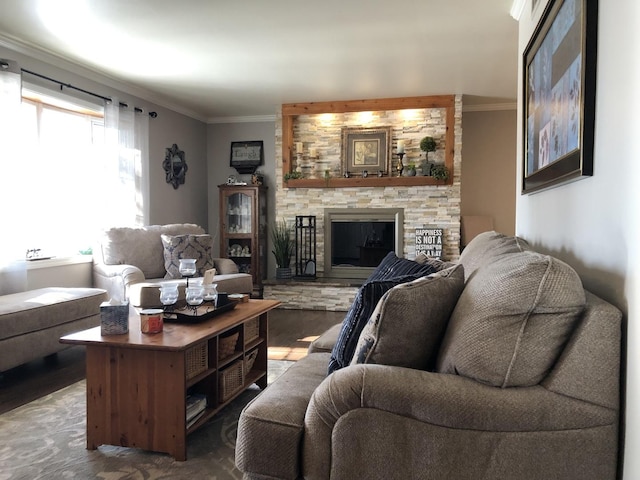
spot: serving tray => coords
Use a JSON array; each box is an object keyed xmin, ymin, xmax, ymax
[{"xmin": 163, "ymin": 298, "xmax": 237, "ymax": 324}]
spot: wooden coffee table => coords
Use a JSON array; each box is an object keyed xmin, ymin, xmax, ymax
[{"xmin": 60, "ymin": 299, "xmax": 280, "ymax": 461}]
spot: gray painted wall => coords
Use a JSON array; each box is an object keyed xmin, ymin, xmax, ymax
[
  {"xmin": 515, "ymin": 1, "xmax": 638, "ymax": 476},
  {"xmin": 207, "ymin": 121, "xmax": 276, "ymax": 270}
]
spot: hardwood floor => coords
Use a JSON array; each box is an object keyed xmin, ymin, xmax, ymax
[{"xmin": 0, "ymin": 308, "xmax": 344, "ymax": 415}]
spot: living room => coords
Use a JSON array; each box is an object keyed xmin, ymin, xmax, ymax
[{"xmin": 0, "ymin": 0, "xmax": 638, "ymax": 478}]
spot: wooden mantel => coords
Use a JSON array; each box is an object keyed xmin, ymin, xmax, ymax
[{"xmin": 281, "ymin": 95, "xmax": 455, "ymax": 188}]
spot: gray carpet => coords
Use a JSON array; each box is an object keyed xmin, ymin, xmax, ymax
[{"xmin": 0, "ymin": 360, "xmax": 294, "ymax": 480}]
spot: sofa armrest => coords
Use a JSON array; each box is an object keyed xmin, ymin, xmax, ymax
[
  {"xmin": 308, "ymin": 323, "xmax": 342, "ymax": 353},
  {"xmin": 304, "ymin": 364, "xmax": 617, "ymax": 479},
  {"xmin": 213, "ymin": 258, "xmax": 240, "ymax": 275},
  {"xmin": 93, "ymin": 263, "xmax": 145, "ymax": 301}
]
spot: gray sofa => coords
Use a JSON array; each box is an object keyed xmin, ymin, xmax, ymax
[
  {"xmin": 93, "ymin": 223, "xmax": 253, "ymax": 308},
  {"xmin": 0, "ymin": 287, "xmax": 107, "ymax": 372},
  {"xmin": 236, "ymin": 231, "xmax": 621, "ymax": 480}
]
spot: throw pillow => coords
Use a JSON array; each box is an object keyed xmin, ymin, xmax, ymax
[
  {"xmin": 436, "ymin": 251, "xmax": 585, "ymax": 388},
  {"xmin": 414, "ymin": 252, "xmax": 456, "ymax": 271},
  {"xmin": 351, "ymin": 264, "xmax": 464, "ymax": 371},
  {"xmin": 458, "ymin": 231, "xmax": 530, "ymax": 281},
  {"xmin": 327, "ymin": 252, "xmax": 443, "ymax": 374},
  {"xmin": 161, "ymin": 234, "xmax": 215, "ymax": 279}
]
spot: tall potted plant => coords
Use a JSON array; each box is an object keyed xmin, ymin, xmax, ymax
[{"xmin": 271, "ymin": 219, "xmax": 294, "ymax": 280}]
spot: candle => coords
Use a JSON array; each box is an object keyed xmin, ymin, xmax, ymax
[
  {"xmin": 309, "ymin": 147, "xmax": 317, "ymax": 158},
  {"xmin": 397, "ymin": 140, "xmax": 405, "ymax": 154},
  {"xmin": 296, "ymin": 142, "xmax": 303, "ymax": 154}
]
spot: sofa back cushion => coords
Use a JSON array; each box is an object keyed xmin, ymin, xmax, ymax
[
  {"xmin": 436, "ymin": 251, "xmax": 586, "ymax": 387},
  {"xmin": 351, "ymin": 264, "xmax": 464, "ymax": 371},
  {"xmin": 99, "ymin": 224, "xmax": 205, "ymax": 278},
  {"xmin": 459, "ymin": 231, "xmax": 530, "ymax": 281},
  {"xmin": 327, "ymin": 252, "xmax": 444, "ymax": 374}
]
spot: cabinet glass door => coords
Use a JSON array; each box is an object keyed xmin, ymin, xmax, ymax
[{"xmin": 225, "ymin": 192, "xmax": 252, "ymax": 234}]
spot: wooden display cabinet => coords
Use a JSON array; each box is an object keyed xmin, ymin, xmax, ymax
[{"xmin": 219, "ymin": 184, "xmax": 268, "ymax": 298}]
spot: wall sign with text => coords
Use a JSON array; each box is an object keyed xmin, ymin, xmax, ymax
[{"xmin": 415, "ymin": 228, "xmax": 443, "ymax": 258}]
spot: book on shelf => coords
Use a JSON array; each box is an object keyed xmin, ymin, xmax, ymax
[
  {"xmin": 187, "ymin": 410, "xmax": 206, "ymax": 429},
  {"xmin": 186, "ymin": 393, "xmax": 207, "ymax": 423}
]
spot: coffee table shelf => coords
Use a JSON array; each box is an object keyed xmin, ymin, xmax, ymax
[{"xmin": 60, "ymin": 299, "xmax": 279, "ymax": 461}]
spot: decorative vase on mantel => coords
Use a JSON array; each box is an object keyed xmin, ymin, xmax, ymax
[{"xmin": 275, "ymin": 267, "xmax": 293, "ymax": 280}]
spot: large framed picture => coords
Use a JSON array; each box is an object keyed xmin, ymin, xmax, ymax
[
  {"xmin": 341, "ymin": 127, "xmax": 391, "ymax": 176},
  {"xmin": 230, "ymin": 140, "xmax": 263, "ymax": 174},
  {"xmin": 522, "ymin": 0, "xmax": 598, "ymax": 194}
]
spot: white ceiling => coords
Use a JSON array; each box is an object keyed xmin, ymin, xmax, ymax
[{"xmin": 0, "ymin": 0, "xmax": 519, "ymax": 122}]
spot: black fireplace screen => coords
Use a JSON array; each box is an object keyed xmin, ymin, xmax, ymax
[{"xmin": 295, "ymin": 216, "xmax": 316, "ymax": 278}]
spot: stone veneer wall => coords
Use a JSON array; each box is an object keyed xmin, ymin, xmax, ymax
[{"xmin": 265, "ymin": 95, "xmax": 463, "ymax": 310}]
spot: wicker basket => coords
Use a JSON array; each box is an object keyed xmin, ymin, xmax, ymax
[
  {"xmin": 244, "ymin": 349, "xmax": 258, "ymax": 373},
  {"xmin": 219, "ymin": 360, "xmax": 244, "ymax": 402},
  {"xmin": 244, "ymin": 318, "xmax": 260, "ymax": 345},
  {"xmin": 218, "ymin": 332, "xmax": 239, "ymax": 360},
  {"xmin": 186, "ymin": 342, "xmax": 208, "ymax": 380}
]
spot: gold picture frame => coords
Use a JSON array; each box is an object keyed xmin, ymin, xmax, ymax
[{"xmin": 341, "ymin": 126, "xmax": 392, "ymax": 176}]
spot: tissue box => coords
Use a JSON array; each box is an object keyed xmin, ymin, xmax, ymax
[{"xmin": 100, "ymin": 301, "xmax": 129, "ymax": 335}]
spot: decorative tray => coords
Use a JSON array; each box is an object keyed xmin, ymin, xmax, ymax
[{"xmin": 163, "ymin": 298, "xmax": 237, "ymax": 324}]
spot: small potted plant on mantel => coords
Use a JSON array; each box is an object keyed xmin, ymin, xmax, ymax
[
  {"xmin": 270, "ymin": 219, "xmax": 294, "ymax": 280},
  {"xmin": 420, "ymin": 136, "xmax": 437, "ymax": 175},
  {"xmin": 430, "ymin": 164, "xmax": 450, "ymax": 182}
]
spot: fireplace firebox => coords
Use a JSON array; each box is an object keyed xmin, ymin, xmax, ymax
[{"xmin": 324, "ymin": 208, "xmax": 404, "ymax": 279}]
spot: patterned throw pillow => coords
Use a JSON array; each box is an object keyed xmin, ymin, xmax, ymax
[
  {"xmin": 327, "ymin": 252, "xmax": 443, "ymax": 374},
  {"xmin": 351, "ymin": 264, "xmax": 464, "ymax": 371},
  {"xmin": 161, "ymin": 234, "xmax": 214, "ymax": 279}
]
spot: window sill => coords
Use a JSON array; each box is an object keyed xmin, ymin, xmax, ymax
[{"xmin": 24, "ymin": 255, "xmax": 93, "ymax": 270}]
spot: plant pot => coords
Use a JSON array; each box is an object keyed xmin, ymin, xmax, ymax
[{"xmin": 275, "ymin": 267, "xmax": 292, "ymax": 280}]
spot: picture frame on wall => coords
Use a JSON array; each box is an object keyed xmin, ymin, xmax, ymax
[
  {"xmin": 230, "ymin": 140, "xmax": 263, "ymax": 174},
  {"xmin": 341, "ymin": 126, "xmax": 391, "ymax": 176},
  {"xmin": 522, "ymin": 0, "xmax": 598, "ymax": 194}
]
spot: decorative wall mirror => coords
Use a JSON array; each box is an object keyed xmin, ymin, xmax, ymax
[{"xmin": 163, "ymin": 143, "xmax": 187, "ymax": 189}]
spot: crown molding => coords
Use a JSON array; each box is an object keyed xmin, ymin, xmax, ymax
[
  {"xmin": 510, "ymin": 0, "xmax": 526, "ymax": 20},
  {"xmin": 0, "ymin": 33, "xmax": 207, "ymax": 122},
  {"xmin": 207, "ymin": 114, "xmax": 277, "ymax": 124}
]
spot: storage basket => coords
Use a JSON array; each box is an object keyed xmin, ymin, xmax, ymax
[
  {"xmin": 244, "ymin": 318, "xmax": 260, "ymax": 345},
  {"xmin": 218, "ymin": 332, "xmax": 239, "ymax": 360},
  {"xmin": 186, "ymin": 342, "xmax": 208, "ymax": 380},
  {"xmin": 244, "ymin": 349, "xmax": 258, "ymax": 373},
  {"xmin": 219, "ymin": 360, "xmax": 244, "ymax": 402}
]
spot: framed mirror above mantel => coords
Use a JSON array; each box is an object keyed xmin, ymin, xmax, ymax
[{"xmin": 281, "ymin": 95, "xmax": 455, "ymax": 188}]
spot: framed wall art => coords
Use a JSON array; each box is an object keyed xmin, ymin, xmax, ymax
[
  {"xmin": 341, "ymin": 126, "xmax": 391, "ymax": 176},
  {"xmin": 522, "ymin": 0, "xmax": 598, "ymax": 194},
  {"xmin": 230, "ymin": 140, "xmax": 263, "ymax": 174}
]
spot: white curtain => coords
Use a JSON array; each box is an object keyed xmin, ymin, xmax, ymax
[
  {"xmin": 102, "ymin": 97, "xmax": 149, "ymax": 228},
  {"xmin": 0, "ymin": 59, "xmax": 27, "ymax": 294}
]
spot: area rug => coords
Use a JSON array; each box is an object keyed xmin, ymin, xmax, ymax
[{"xmin": 0, "ymin": 360, "xmax": 293, "ymax": 480}]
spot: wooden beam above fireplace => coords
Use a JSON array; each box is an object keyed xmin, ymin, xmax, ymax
[{"xmin": 281, "ymin": 95, "xmax": 455, "ymax": 188}]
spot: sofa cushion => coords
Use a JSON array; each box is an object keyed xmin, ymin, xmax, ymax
[
  {"xmin": 0, "ymin": 287, "xmax": 107, "ymax": 341},
  {"xmin": 161, "ymin": 234, "xmax": 214, "ymax": 279},
  {"xmin": 327, "ymin": 252, "xmax": 443, "ymax": 374},
  {"xmin": 99, "ymin": 224, "xmax": 205, "ymax": 278},
  {"xmin": 436, "ymin": 251, "xmax": 586, "ymax": 387},
  {"xmin": 236, "ymin": 352, "xmax": 330, "ymax": 479},
  {"xmin": 351, "ymin": 264, "xmax": 464, "ymax": 371},
  {"xmin": 458, "ymin": 230, "xmax": 530, "ymax": 281}
]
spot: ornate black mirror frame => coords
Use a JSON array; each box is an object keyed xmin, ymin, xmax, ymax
[{"xmin": 163, "ymin": 143, "xmax": 187, "ymax": 189}]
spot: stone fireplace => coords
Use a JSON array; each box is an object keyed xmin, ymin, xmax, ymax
[{"xmin": 265, "ymin": 95, "xmax": 463, "ymax": 310}]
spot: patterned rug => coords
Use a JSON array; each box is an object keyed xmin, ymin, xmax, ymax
[{"xmin": 0, "ymin": 360, "xmax": 294, "ymax": 480}]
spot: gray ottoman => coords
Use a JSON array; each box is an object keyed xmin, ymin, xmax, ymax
[{"xmin": 0, "ymin": 287, "xmax": 107, "ymax": 372}]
